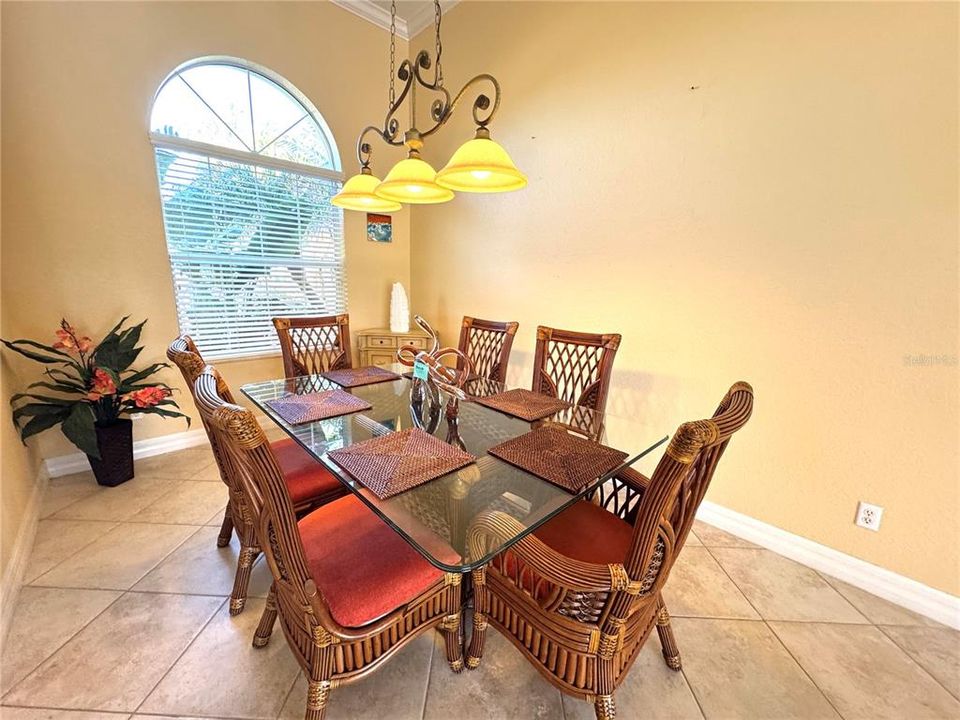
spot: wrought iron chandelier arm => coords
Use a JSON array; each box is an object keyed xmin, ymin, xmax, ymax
[{"xmin": 420, "ymin": 72, "xmax": 501, "ymax": 138}]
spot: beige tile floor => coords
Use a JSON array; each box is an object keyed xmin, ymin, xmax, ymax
[{"xmin": 2, "ymin": 446, "xmax": 959, "ymax": 720}]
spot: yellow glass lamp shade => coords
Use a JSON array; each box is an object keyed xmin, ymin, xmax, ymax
[
  {"xmin": 436, "ymin": 131, "xmax": 527, "ymax": 193},
  {"xmin": 331, "ymin": 170, "xmax": 402, "ymax": 212},
  {"xmin": 375, "ymin": 155, "xmax": 454, "ymax": 205}
]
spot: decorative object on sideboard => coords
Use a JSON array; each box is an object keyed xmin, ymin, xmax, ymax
[
  {"xmin": 330, "ymin": 0, "xmax": 527, "ymax": 213},
  {"xmin": 3, "ymin": 318, "xmax": 189, "ymax": 486},
  {"xmin": 390, "ymin": 282, "xmax": 411, "ymax": 333}
]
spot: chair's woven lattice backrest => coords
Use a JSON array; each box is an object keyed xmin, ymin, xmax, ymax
[
  {"xmin": 457, "ymin": 317, "xmax": 519, "ymax": 383},
  {"xmin": 532, "ymin": 326, "xmax": 621, "ymax": 414},
  {"xmin": 273, "ymin": 315, "xmax": 352, "ymax": 379},
  {"xmin": 624, "ymin": 383, "xmax": 754, "ymax": 602},
  {"xmin": 193, "ymin": 366, "xmax": 317, "ymax": 637}
]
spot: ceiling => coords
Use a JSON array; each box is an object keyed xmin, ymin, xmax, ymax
[{"xmin": 331, "ymin": 1, "xmax": 458, "ymax": 40}]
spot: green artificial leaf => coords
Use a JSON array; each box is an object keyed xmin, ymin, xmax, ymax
[
  {"xmin": 118, "ymin": 319, "xmax": 147, "ymax": 351},
  {"xmin": 135, "ymin": 406, "xmax": 191, "ymax": 427},
  {"xmin": 10, "ymin": 392, "xmax": 76, "ymax": 406},
  {"xmin": 1, "ymin": 339, "xmax": 67, "ymax": 365},
  {"xmin": 122, "ymin": 362, "xmax": 170, "ymax": 385},
  {"xmin": 98, "ymin": 316, "xmax": 130, "ymax": 346},
  {"xmin": 61, "ymin": 403, "xmax": 100, "ymax": 458},
  {"xmin": 19, "ymin": 410, "xmax": 71, "ymax": 442},
  {"xmin": 13, "ymin": 402, "xmax": 73, "ymax": 424},
  {"xmin": 28, "ymin": 381, "xmax": 84, "ymax": 396},
  {"xmin": 46, "ymin": 367, "xmax": 86, "ymax": 386},
  {"xmin": 5, "ymin": 339, "xmax": 72, "ymax": 359}
]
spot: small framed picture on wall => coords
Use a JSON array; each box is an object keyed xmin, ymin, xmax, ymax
[{"xmin": 367, "ymin": 213, "xmax": 392, "ymax": 243}]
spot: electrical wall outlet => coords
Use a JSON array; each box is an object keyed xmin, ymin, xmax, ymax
[{"xmin": 855, "ymin": 501, "xmax": 884, "ymax": 531}]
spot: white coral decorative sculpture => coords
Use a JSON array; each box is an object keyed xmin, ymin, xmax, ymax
[{"xmin": 390, "ymin": 282, "xmax": 410, "ymax": 333}]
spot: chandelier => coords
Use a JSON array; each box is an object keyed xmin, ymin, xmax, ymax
[{"xmin": 331, "ymin": 0, "xmax": 527, "ymax": 212}]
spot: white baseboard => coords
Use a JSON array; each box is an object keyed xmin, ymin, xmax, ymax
[
  {"xmin": 697, "ymin": 500, "xmax": 960, "ymax": 630},
  {"xmin": 43, "ymin": 428, "xmax": 209, "ymax": 478},
  {"xmin": 0, "ymin": 465, "xmax": 49, "ymax": 649}
]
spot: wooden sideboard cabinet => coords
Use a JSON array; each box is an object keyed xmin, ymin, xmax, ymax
[{"xmin": 356, "ymin": 327, "xmax": 434, "ymax": 367}]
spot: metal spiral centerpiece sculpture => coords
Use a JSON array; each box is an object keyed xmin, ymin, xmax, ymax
[{"xmin": 396, "ymin": 316, "xmax": 472, "ymax": 448}]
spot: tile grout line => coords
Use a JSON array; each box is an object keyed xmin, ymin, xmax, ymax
[
  {"xmin": 418, "ymin": 630, "xmax": 437, "ymax": 720},
  {"xmin": 275, "ymin": 668, "xmax": 303, "ymax": 720},
  {"xmin": 700, "ymin": 543, "xmax": 849, "ymax": 720},
  {"xmin": 130, "ymin": 596, "xmax": 230, "ymax": 716},
  {"xmin": 0, "ymin": 701, "xmax": 273, "ymax": 720},
  {"xmin": 0, "ymin": 589, "xmax": 128, "ymax": 702},
  {"xmin": 872, "ymin": 623, "xmax": 960, "ymax": 703},
  {"xmin": 21, "ymin": 520, "xmax": 123, "ymax": 585},
  {"xmin": 29, "ymin": 522, "xmax": 208, "ymax": 590}
]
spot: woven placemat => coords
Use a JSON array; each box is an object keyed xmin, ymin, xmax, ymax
[
  {"xmin": 488, "ymin": 426, "xmax": 628, "ymax": 492},
  {"xmin": 472, "ymin": 388, "xmax": 570, "ymax": 421},
  {"xmin": 328, "ymin": 428, "xmax": 476, "ymax": 499},
  {"xmin": 265, "ymin": 389, "xmax": 372, "ymax": 425},
  {"xmin": 321, "ymin": 366, "xmax": 401, "ymax": 388}
]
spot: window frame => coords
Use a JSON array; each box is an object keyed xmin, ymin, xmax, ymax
[{"xmin": 149, "ymin": 56, "xmax": 346, "ymax": 361}]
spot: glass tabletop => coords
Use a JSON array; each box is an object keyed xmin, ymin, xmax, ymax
[{"xmin": 241, "ymin": 365, "xmax": 667, "ymax": 573}]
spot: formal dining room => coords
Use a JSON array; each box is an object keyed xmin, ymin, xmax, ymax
[{"xmin": 0, "ymin": 2, "xmax": 957, "ymax": 719}]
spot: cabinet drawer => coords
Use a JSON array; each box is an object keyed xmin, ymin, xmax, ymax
[
  {"xmin": 365, "ymin": 350, "xmax": 397, "ymax": 366},
  {"xmin": 404, "ymin": 337, "xmax": 428, "ymax": 349},
  {"xmin": 363, "ymin": 335, "xmax": 396, "ymax": 348}
]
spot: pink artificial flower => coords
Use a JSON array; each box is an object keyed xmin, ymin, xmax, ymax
[
  {"xmin": 52, "ymin": 321, "xmax": 93, "ymax": 353},
  {"xmin": 89, "ymin": 368, "xmax": 117, "ymax": 396},
  {"xmin": 52, "ymin": 328, "xmax": 75, "ymax": 350},
  {"xmin": 127, "ymin": 386, "xmax": 170, "ymax": 408}
]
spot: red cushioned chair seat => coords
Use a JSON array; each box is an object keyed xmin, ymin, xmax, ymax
[
  {"xmin": 271, "ymin": 437, "xmax": 343, "ymax": 506},
  {"xmin": 533, "ymin": 500, "xmax": 633, "ymax": 564},
  {"xmin": 299, "ymin": 494, "xmax": 460, "ymax": 628}
]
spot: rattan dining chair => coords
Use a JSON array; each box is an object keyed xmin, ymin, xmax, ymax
[
  {"xmin": 457, "ymin": 316, "xmax": 519, "ymax": 383},
  {"xmin": 273, "ymin": 315, "xmax": 352, "ymax": 379},
  {"xmin": 465, "ymin": 382, "xmax": 754, "ymax": 720},
  {"xmin": 532, "ymin": 326, "xmax": 621, "ymax": 417},
  {"xmin": 167, "ymin": 336, "xmax": 347, "ymax": 614},
  {"xmin": 191, "ymin": 365, "xmax": 465, "ymax": 720}
]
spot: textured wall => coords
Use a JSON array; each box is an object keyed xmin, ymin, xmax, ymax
[
  {"xmin": 410, "ymin": 2, "xmax": 959, "ymax": 593},
  {"xmin": 0, "ymin": 0, "xmax": 411, "ymax": 576}
]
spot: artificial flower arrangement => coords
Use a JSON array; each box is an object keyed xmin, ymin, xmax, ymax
[{"xmin": 3, "ymin": 317, "xmax": 189, "ymax": 485}]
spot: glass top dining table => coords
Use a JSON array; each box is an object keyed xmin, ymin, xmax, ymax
[{"xmin": 242, "ymin": 365, "xmax": 668, "ymax": 573}]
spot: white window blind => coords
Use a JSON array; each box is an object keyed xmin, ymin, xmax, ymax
[{"xmin": 150, "ymin": 59, "xmax": 345, "ymax": 359}]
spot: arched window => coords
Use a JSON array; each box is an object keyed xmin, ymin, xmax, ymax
[{"xmin": 150, "ymin": 58, "xmax": 345, "ymax": 359}]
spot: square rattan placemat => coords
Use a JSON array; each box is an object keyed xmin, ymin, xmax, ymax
[
  {"xmin": 321, "ymin": 366, "xmax": 401, "ymax": 388},
  {"xmin": 472, "ymin": 388, "xmax": 570, "ymax": 421},
  {"xmin": 265, "ymin": 389, "xmax": 372, "ymax": 425},
  {"xmin": 488, "ymin": 426, "xmax": 628, "ymax": 492},
  {"xmin": 327, "ymin": 428, "xmax": 476, "ymax": 499}
]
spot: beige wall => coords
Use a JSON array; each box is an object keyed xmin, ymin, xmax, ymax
[
  {"xmin": 410, "ymin": 2, "xmax": 959, "ymax": 593},
  {"xmin": 0, "ymin": 1, "xmax": 409, "ymax": 574}
]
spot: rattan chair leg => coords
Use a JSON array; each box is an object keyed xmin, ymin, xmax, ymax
[
  {"xmin": 253, "ymin": 585, "xmax": 278, "ymax": 648},
  {"xmin": 230, "ymin": 544, "xmax": 260, "ymax": 616},
  {"xmin": 304, "ymin": 679, "xmax": 331, "ymax": 720},
  {"xmin": 465, "ymin": 611, "xmax": 488, "ymax": 670},
  {"xmin": 217, "ymin": 507, "xmax": 234, "ymax": 548},
  {"xmin": 655, "ymin": 598, "xmax": 682, "ymax": 671},
  {"xmin": 440, "ymin": 613, "xmax": 464, "ymax": 672},
  {"xmin": 594, "ymin": 695, "xmax": 616, "ymax": 720}
]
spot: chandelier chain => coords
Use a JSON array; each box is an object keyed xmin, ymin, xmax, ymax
[
  {"xmin": 434, "ymin": 0, "xmax": 443, "ymax": 87},
  {"xmin": 389, "ymin": 0, "xmax": 397, "ymax": 106}
]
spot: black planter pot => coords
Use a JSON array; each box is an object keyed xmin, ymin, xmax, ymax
[{"xmin": 87, "ymin": 419, "xmax": 135, "ymax": 487}]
